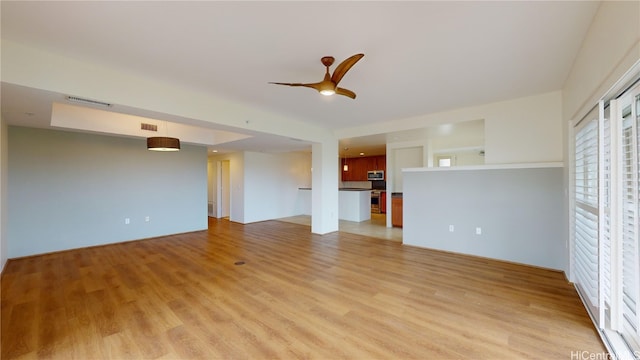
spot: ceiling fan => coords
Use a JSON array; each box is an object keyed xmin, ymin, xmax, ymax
[{"xmin": 269, "ymin": 53, "xmax": 364, "ymax": 99}]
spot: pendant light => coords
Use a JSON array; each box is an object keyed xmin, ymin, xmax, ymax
[
  {"xmin": 147, "ymin": 136, "xmax": 180, "ymax": 151},
  {"xmin": 147, "ymin": 122, "xmax": 180, "ymax": 151},
  {"xmin": 343, "ymin": 148, "xmax": 349, "ymax": 171}
]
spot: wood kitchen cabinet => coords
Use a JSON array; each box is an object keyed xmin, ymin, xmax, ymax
[
  {"xmin": 352, "ymin": 157, "xmax": 369, "ymax": 180},
  {"xmin": 341, "ymin": 155, "xmax": 386, "ymax": 181},
  {"xmin": 391, "ymin": 194, "xmax": 402, "ymax": 227},
  {"xmin": 341, "ymin": 158, "xmax": 354, "ymax": 181},
  {"xmin": 371, "ymin": 155, "xmax": 386, "ymax": 174},
  {"xmin": 341, "ymin": 157, "xmax": 360, "ymax": 181},
  {"xmin": 380, "ymin": 191, "xmax": 387, "ymax": 213}
]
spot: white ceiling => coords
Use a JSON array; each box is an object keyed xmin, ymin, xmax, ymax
[{"xmin": 1, "ymin": 1, "xmax": 600, "ymax": 155}]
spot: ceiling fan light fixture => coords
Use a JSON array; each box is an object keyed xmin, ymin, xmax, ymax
[
  {"xmin": 269, "ymin": 54, "xmax": 364, "ymax": 99},
  {"xmin": 319, "ymin": 81, "xmax": 336, "ymax": 96},
  {"xmin": 147, "ymin": 136, "xmax": 181, "ymax": 151}
]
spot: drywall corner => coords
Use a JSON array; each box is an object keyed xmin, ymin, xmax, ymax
[{"xmin": 0, "ymin": 115, "xmax": 8, "ymax": 271}]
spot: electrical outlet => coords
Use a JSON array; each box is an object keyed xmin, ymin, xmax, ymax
[
  {"xmin": 449, "ymin": 225, "xmax": 455, "ymax": 232},
  {"xmin": 476, "ymin": 227, "xmax": 482, "ymax": 235},
  {"xmin": 125, "ymin": 218, "xmax": 130, "ymax": 225},
  {"xmin": 145, "ymin": 216, "xmax": 150, "ymax": 222}
]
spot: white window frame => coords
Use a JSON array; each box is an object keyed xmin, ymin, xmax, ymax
[
  {"xmin": 615, "ymin": 91, "xmax": 640, "ymax": 352},
  {"xmin": 570, "ymin": 61, "xmax": 640, "ymax": 359}
]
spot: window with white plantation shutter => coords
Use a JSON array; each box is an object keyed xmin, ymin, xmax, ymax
[
  {"xmin": 574, "ymin": 115, "xmax": 600, "ymax": 313},
  {"xmin": 571, "ymin": 68, "xmax": 640, "ymax": 359},
  {"xmin": 620, "ymin": 96, "xmax": 640, "ymax": 351}
]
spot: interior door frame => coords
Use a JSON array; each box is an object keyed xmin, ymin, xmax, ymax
[{"xmin": 216, "ymin": 160, "xmax": 231, "ymax": 219}]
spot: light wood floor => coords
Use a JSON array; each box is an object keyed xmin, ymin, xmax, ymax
[
  {"xmin": 279, "ymin": 213, "xmax": 403, "ymax": 242},
  {"xmin": 2, "ymin": 218, "xmax": 605, "ymax": 359}
]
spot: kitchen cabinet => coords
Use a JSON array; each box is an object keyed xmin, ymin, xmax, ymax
[
  {"xmin": 341, "ymin": 155, "xmax": 386, "ymax": 181},
  {"xmin": 341, "ymin": 157, "xmax": 359, "ymax": 181},
  {"xmin": 371, "ymin": 155, "xmax": 386, "ymax": 174},
  {"xmin": 380, "ymin": 191, "xmax": 387, "ymax": 213},
  {"xmin": 391, "ymin": 194, "xmax": 402, "ymax": 227},
  {"xmin": 341, "ymin": 157, "xmax": 352, "ymax": 181}
]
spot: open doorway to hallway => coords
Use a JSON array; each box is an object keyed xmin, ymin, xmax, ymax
[
  {"xmin": 208, "ymin": 158, "xmax": 231, "ymax": 219},
  {"xmin": 218, "ymin": 160, "xmax": 230, "ymax": 218}
]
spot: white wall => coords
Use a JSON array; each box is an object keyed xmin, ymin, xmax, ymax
[
  {"xmin": 8, "ymin": 127, "xmax": 208, "ymax": 258},
  {"xmin": 208, "ymin": 152, "xmax": 245, "ymax": 223},
  {"xmin": 338, "ymin": 91, "xmax": 564, "ymax": 164},
  {"xmin": 228, "ymin": 152, "xmax": 246, "ymax": 223},
  {"xmin": 435, "ymin": 151, "xmax": 484, "ymax": 167},
  {"xmin": 207, "ymin": 159, "xmax": 215, "ymax": 216},
  {"xmin": 243, "ymin": 151, "xmax": 312, "ymax": 223},
  {"xmin": 483, "ymin": 91, "xmax": 562, "ymax": 164},
  {"xmin": 0, "ymin": 116, "xmax": 7, "ymax": 271},
  {"xmin": 311, "ymin": 141, "xmax": 340, "ymax": 234},
  {"xmin": 429, "ymin": 119, "xmax": 485, "ymax": 156},
  {"xmin": 563, "ymin": 1, "xmax": 640, "ymax": 123},
  {"xmin": 392, "ymin": 146, "xmax": 423, "ymax": 192},
  {"xmin": 209, "ymin": 151, "xmax": 312, "ymax": 224}
]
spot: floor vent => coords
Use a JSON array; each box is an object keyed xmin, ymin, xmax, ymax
[{"xmin": 234, "ymin": 261, "xmax": 245, "ymax": 266}]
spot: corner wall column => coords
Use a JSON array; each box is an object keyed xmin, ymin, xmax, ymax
[
  {"xmin": 1, "ymin": 117, "xmax": 8, "ymax": 271},
  {"xmin": 311, "ymin": 141, "xmax": 339, "ymax": 234}
]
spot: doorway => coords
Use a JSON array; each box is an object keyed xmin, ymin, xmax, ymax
[{"xmin": 217, "ymin": 160, "xmax": 230, "ymax": 218}]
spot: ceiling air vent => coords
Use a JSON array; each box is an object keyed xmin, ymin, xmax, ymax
[
  {"xmin": 66, "ymin": 96, "xmax": 112, "ymax": 107},
  {"xmin": 141, "ymin": 123, "xmax": 158, "ymax": 132}
]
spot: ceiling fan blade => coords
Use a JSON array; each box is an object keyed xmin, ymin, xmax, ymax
[
  {"xmin": 336, "ymin": 87, "xmax": 356, "ymax": 99},
  {"xmin": 331, "ymin": 53, "xmax": 364, "ymax": 85},
  {"xmin": 269, "ymin": 82, "xmax": 322, "ymax": 91}
]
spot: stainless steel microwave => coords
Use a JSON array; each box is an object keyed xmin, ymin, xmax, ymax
[{"xmin": 367, "ymin": 170, "xmax": 384, "ymax": 181}]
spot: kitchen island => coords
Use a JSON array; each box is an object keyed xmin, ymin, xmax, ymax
[
  {"xmin": 297, "ymin": 188, "xmax": 371, "ymax": 222},
  {"xmin": 338, "ymin": 188, "xmax": 371, "ymax": 222}
]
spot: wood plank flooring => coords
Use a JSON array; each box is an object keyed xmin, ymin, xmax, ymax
[
  {"xmin": 279, "ymin": 213, "xmax": 403, "ymax": 242},
  {"xmin": 2, "ymin": 218, "xmax": 606, "ymax": 359}
]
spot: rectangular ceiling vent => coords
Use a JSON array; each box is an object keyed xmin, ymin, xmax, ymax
[
  {"xmin": 66, "ymin": 96, "xmax": 112, "ymax": 107},
  {"xmin": 141, "ymin": 123, "xmax": 158, "ymax": 132}
]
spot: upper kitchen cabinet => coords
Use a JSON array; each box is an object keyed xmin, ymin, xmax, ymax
[
  {"xmin": 371, "ymin": 155, "xmax": 386, "ymax": 173},
  {"xmin": 342, "ymin": 155, "xmax": 386, "ymax": 181},
  {"xmin": 342, "ymin": 157, "xmax": 365, "ymax": 181}
]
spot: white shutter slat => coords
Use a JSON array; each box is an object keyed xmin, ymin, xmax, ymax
[
  {"xmin": 574, "ymin": 117, "xmax": 600, "ymax": 311},
  {"xmin": 619, "ymin": 97, "xmax": 640, "ymax": 347}
]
